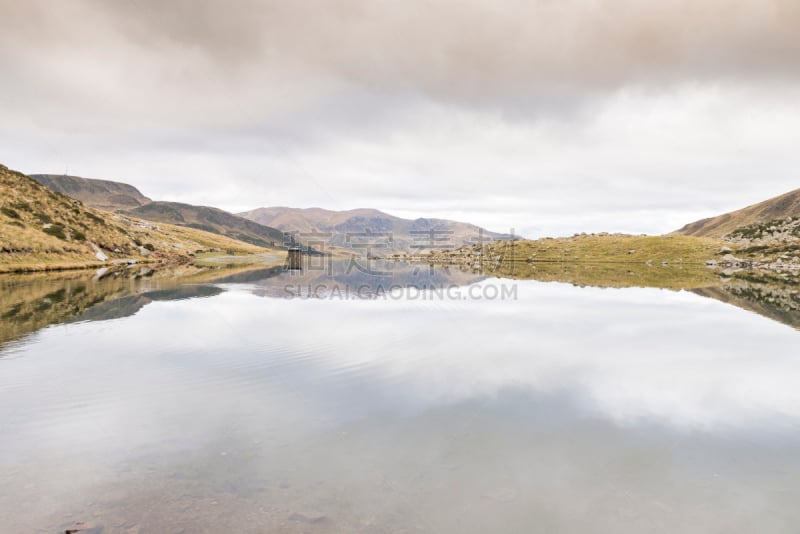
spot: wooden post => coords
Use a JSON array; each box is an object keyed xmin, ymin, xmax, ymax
[{"xmin": 287, "ymin": 246, "xmax": 302, "ymax": 270}]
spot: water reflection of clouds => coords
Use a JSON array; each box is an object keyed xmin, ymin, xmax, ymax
[
  {"xmin": 284, "ymin": 281, "xmax": 800, "ymax": 430},
  {"xmin": 6, "ymin": 279, "xmax": 798, "ymax": 447}
]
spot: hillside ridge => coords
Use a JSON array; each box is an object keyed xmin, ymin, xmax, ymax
[
  {"xmin": 30, "ymin": 173, "xmax": 151, "ymax": 211},
  {"xmin": 675, "ymin": 188, "xmax": 800, "ymax": 238},
  {"xmin": 29, "ymin": 173, "xmax": 288, "ymax": 250}
]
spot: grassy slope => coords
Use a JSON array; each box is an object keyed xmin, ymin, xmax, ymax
[
  {"xmin": 482, "ymin": 260, "xmax": 721, "ymax": 290},
  {"xmin": 1, "ymin": 164, "xmax": 267, "ymax": 272},
  {"xmin": 426, "ymin": 234, "xmax": 726, "ymax": 290},
  {"xmin": 503, "ymin": 234, "xmax": 723, "ymax": 264},
  {"xmin": 124, "ymin": 201, "xmax": 287, "ymax": 249},
  {"xmin": 431, "ymin": 234, "xmax": 724, "ymax": 264},
  {"xmin": 29, "ymin": 173, "xmax": 288, "ymax": 250},
  {"xmin": 674, "ymin": 188, "xmax": 800, "ymax": 238}
]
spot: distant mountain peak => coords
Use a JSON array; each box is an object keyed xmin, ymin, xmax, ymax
[{"xmin": 30, "ymin": 174, "xmax": 151, "ymax": 212}]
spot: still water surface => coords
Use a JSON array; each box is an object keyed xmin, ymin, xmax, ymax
[{"xmin": 1, "ymin": 263, "xmax": 800, "ymax": 532}]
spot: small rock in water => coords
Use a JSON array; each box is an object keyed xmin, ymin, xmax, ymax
[
  {"xmin": 92, "ymin": 267, "xmax": 110, "ymax": 280},
  {"xmin": 721, "ymin": 253, "xmax": 746, "ymax": 265},
  {"xmin": 64, "ymin": 520, "xmax": 103, "ymax": 533}
]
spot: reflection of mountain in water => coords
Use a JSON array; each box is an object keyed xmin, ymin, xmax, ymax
[
  {"xmin": 0, "ymin": 265, "xmax": 271, "ymax": 349},
  {"xmin": 1, "ymin": 272, "xmax": 138, "ymax": 348},
  {"xmin": 203, "ymin": 266, "xmax": 285, "ymax": 285},
  {"xmin": 0, "ymin": 261, "xmax": 483, "ymax": 349},
  {"xmin": 476, "ymin": 260, "xmax": 800, "ymax": 331},
  {"xmin": 693, "ymin": 281, "xmax": 800, "ymax": 330},
  {"xmin": 72, "ymin": 285, "xmax": 225, "ymax": 323},
  {"xmin": 4, "ymin": 259, "xmax": 800, "ymax": 352},
  {"xmin": 242, "ymin": 260, "xmax": 487, "ymax": 298}
]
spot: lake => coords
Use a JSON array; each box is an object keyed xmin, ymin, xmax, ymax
[{"xmin": 1, "ymin": 261, "xmax": 800, "ymax": 533}]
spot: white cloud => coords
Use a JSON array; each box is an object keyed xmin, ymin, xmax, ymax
[{"xmin": 1, "ymin": 1, "xmax": 799, "ymax": 236}]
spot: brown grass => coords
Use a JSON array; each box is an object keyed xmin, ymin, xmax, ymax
[{"xmin": 1, "ymin": 163, "xmax": 271, "ymax": 271}]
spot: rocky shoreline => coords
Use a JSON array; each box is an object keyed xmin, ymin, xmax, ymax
[{"xmin": 710, "ymin": 217, "xmax": 800, "ymax": 272}]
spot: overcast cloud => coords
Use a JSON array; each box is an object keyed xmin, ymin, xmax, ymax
[{"xmin": 1, "ymin": 0, "xmax": 799, "ymax": 236}]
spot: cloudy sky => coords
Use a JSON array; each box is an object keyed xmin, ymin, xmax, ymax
[{"xmin": 1, "ymin": 0, "xmax": 799, "ymax": 237}]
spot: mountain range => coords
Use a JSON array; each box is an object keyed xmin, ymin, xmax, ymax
[
  {"xmin": 238, "ymin": 206, "xmax": 513, "ymax": 253},
  {"xmin": 11, "ymin": 167, "xmax": 800, "ymax": 267},
  {"xmin": 28, "ymin": 174, "xmax": 513, "ymax": 253}
]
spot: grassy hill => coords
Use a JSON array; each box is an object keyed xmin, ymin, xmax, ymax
[
  {"xmin": 29, "ymin": 173, "xmax": 289, "ymax": 250},
  {"xmin": 671, "ymin": 187, "xmax": 800, "ymax": 268},
  {"xmin": 427, "ymin": 233, "xmax": 724, "ymax": 266},
  {"xmin": 418, "ymin": 185, "xmax": 800, "ymax": 276},
  {"xmin": 1, "ymin": 164, "xmax": 267, "ymax": 272},
  {"xmin": 125, "ymin": 201, "xmax": 287, "ymax": 249},
  {"xmin": 418, "ymin": 233, "xmax": 726, "ymax": 291},
  {"xmin": 238, "ymin": 206, "xmax": 512, "ymax": 252},
  {"xmin": 675, "ymin": 188, "xmax": 800, "ymax": 238},
  {"xmin": 30, "ymin": 174, "xmax": 152, "ymax": 211}
]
